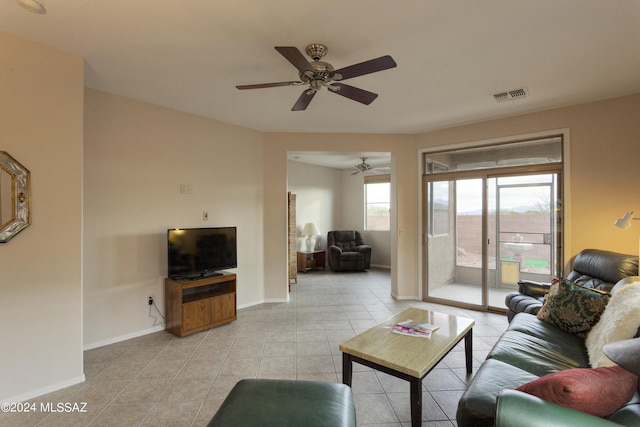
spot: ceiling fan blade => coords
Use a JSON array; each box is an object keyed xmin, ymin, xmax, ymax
[
  {"xmin": 236, "ymin": 81, "xmax": 303, "ymax": 90},
  {"xmin": 329, "ymin": 83, "xmax": 378, "ymax": 105},
  {"xmin": 275, "ymin": 46, "xmax": 314, "ymax": 74},
  {"xmin": 292, "ymin": 90, "xmax": 316, "ymax": 111},
  {"xmin": 332, "ymin": 55, "xmax": 397, "ymax": 81}
]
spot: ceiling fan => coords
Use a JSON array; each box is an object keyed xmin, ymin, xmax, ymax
[
  {"xmin": 236, "ymin": 44, "xmax": 397, "ymax": 111},
  {"xmin": 351, "ymin": 157, "xmax": 373, "ymax": 175}
]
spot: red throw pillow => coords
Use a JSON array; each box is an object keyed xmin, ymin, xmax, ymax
[{"xmin": 516, "ymin": 366, "xmax": 638, "ymax": 417}]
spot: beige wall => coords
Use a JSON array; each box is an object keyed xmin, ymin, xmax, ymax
[
  {"xmin": 0, "ymin": 32, "xmax": 84, "ymax": 401},
  {"xmin": 415, "ymin": 94, "xmax": 640, "ymax": 265},
  {"xmin": 83, "ymin": 90, "xmax": 265, "ymax": 347},
  {"xmin": 287, "ymin": 160, "xmax": 341, "ymax": 252}
]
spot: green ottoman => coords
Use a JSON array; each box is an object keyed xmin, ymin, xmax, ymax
[{"xmin": 207, "ymin": 379, "xmax": 356, "ymax": 427}]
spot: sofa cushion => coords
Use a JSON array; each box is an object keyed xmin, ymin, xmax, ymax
[
  {"xmin": 340, "ymin": 251, "xmax": 364, "ymax": 261},
  {"xmin": 516, "ymin": 366, "xmax": 638, "ymax": 417},
  {"xmin": 505, "ymin": 292, "xmax": 543, "ymax": 322},
  {"xmin": 330, "ymin": 231, "xmax": 359, "ymax": 251},
  {"xmin": 456, "ymin": 359, "xmax": 539, "ymax": 427},
  {"xmin": 586, "ymin": 282, "xmax": 640, "ymax": 367},
  {"xmin": 507, "ymin": 312, "xmax": 588, "ymax": 348},
  {"xmin": 608, "ymin": 392, "xmax": 640, "ymax": 425},
  {"xmin": 537, "ymin": 278, "xmax": 610, "ymax": 338},
  {"xmin": 567, "ymin": 249, "xmax": 639, "ymax": 292},
  {"xmin": 488, "ymin": 330, "xmax": 589, "ymax": 376}
]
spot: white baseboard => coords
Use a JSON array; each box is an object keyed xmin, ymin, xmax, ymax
[
  {"xmin": 392, "ymin": 293, "xmax": 419, "ymax": 300},
  {"xmin": 370, "ymin": 264, "xmax": 391, "ymax": 269},
  {"xmin": 83, "ymin": 299, "xmax": 288, "ymax": 351},
  {"xmin": 2, "ymin": 374, "xmax": 85, "ymax": 404},
  {"xmin": 83, "ymin": 325, "xmax": 165, "ymax": 351},
  {"xmin": 237, "ymin": 299, "xmax": 287, "ymax": 310},
  {"xmin": 82, "ymin": 301, "xmax": 290, "ymax": 351}
]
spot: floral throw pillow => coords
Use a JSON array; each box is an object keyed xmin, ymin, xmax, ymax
[{"xmin": 537, "ymin": 278, "xmax": 610, "ymax": 338}]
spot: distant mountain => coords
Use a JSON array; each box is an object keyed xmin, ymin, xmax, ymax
[{"xmin": 435, "ymin": 201, "xmax": 548, "ymax": 215}]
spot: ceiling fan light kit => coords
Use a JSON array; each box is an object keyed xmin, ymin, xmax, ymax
[
  {"xmin": 352, "ymin": 157, "xmax": 372, "ymax": 175},
  {"xmin": 236, "ymin": 43, "xmax": 396, "ymax": 111},
  {"xmin": 17, "ymin": 0, "xmax": 46, "ymax": 14},
  {"xmin": 305, "ymin": 44, "xmax": 328, "ymax": 61}
]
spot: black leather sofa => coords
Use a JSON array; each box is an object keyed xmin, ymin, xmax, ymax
[
  {"xmin": 505, "ymin": 249, "xmax": 639, "ymax": 322},
  {"xmin": 458, "ymin": 286, "xmax": 640, "ymax": 425},
  {"xmin": 457, "ymin": 249, "xmax": 640, "ymax": 426}
]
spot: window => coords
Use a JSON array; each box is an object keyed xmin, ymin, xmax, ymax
[
  {"xmin": 425, "ymin": 160, "xmax": 450, "ymax": 235},
  {"xmin": 429, "ymin": 180, "xmax": 450, "ymax": 235},
  {"xmin": 423, "ymin": 136, "xmax": 562, "ymax": 174},
  {"xmin": 365, "ymin": 175, "xmax": 390, "ymax": 230}
]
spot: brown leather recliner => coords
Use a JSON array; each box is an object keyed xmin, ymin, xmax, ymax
[{"xmin": 327, "ymin": 230, "xmax": 372, "ymax": 271}]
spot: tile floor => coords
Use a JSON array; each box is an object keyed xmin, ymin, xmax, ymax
[{"xmin": 1, "ymin": 268, "xmax": 508, "ymax": 427}]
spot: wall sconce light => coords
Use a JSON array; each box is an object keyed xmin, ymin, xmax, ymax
[
  {"xmin": 614, "ymin": 211, "xmax": 640, "ymax": 260},
  {"xmin": 614, "ymin": 211, "xmax": 640, "ymax": 230}
]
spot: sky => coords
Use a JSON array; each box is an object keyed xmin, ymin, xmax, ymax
[{"xmin": 448, "ymin": 175, "xmax": 555, "ymax": 214}]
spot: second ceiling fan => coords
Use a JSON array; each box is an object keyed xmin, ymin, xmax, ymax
[
  {"xmin": 236, "ymin": 44, "xmax": 397, "ymax": 111},
  {"xmin": 351, "ymin": 157, "xmax": 373, "ymax": 175}
]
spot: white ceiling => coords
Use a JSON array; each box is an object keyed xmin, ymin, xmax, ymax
[
  {"xmin": 2, "ymin": 0, "xmax": 639, "ymax": 137},
  {"xmin": 288, "ymin": 151, "xmax": 391, "ymax": 171}
]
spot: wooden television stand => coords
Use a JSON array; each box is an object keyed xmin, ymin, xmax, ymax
[{"xmin": 165, "ymin": 272, "xmax": 237, "ymax": 337}]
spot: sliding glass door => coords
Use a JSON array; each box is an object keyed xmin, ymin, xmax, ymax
[
  {"xmin": 422, "ymin": 137, "xmax": 563, "ymax": 311},
  {"xmin": 425, "ymin": 177, "xmax": 484, "ymax": 306},
  {"xmin": 487, "ymin": 174, "xmax": 560, "ymax": 308}
]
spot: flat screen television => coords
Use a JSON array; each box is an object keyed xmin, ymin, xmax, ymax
[{"xmin": 167, "ymin": 227, "xmax": 237, "ymax": 279}]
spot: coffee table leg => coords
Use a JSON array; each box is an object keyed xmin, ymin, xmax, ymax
[
  {"xmin": 410, "ymin": 378, "xmax": 422, "ymax": 427},
  {"xmin": 464, "ymin": 328, "xmax": 473, "ymax": 374},
  {"xmin": 342, "ymin": 353, "xmax": 353, "ymax": 386}
]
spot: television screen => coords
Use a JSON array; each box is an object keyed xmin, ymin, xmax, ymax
[{"xmin": 168, "ymin": 227, "xmax": 237, "ymax": 279}]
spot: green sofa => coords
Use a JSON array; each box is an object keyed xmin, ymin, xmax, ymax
[
  {"xmin": 457, "ymin": 280, "xmax": 640, "ymax": 426},
  {"xmin": 208, "ymin": 379, "xmax": 356, "ymax": 427},
  {"xmin": 495, "ymin": 389, "xmax": 625, "ymax": 427}
]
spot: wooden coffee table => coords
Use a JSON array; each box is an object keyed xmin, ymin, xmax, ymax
[{"xmin": 339, "ymin": 307, "xmax": 474, "ymax": 427}]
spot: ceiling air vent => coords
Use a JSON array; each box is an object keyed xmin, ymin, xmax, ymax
[{"xmin": 493, "ymin": 87, "xmax": 529, "ymax": 103}]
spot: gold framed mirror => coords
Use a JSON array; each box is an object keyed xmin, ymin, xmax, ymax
[{"xmin": 0, "ymin": 151, "xmax": 31, "ymax": 243}]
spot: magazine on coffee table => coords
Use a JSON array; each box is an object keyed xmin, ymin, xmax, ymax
[{"xmin": 392, "ymin": 319, "xmax": 439, "ymax": 338}]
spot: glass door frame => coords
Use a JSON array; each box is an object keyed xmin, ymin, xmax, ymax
[{"xmin": 422, "ymin": 163, "xmax": 563, "ymax": 312}]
